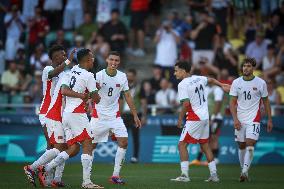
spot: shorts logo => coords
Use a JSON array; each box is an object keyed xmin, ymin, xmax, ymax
[{"xmin": 116, "ymin": 84, "xmax": 120, "ymax": 87}]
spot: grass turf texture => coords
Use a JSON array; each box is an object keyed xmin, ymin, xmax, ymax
[{"xmin": 0, "ymin": 163, "xmax": 283, "ymax": 189}]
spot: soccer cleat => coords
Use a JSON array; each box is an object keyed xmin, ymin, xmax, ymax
[
  {"xmin": 130, "ymin": 157, "xmax": 138, "ymax": 163},
  {"xmin": 51, "ymin": 180, "xmax": 65, "ymax": 188},
  {"xmin": 82, "ymin": 182, "xmax": 104, "ymax": 189},
  {"xmin": 205, "ymin": 173, "xmax": 220, "ymax": 182},
  {"xmin": 170, "ymin": 174, "xmax": 190, "ymax": 182},
  {"xmin": 239, "ymin": 172, "xmax": 249, "ymax": 182},
  {"xmin": 189, "ymin": 159, "xmax": 201, "ymax": 166},
  {"xmin": 24, "ymin": 165, "xmax": 36, "ymax": 187},
  {"xmin": 37, "ymin": 165, "xmax": 47, "ymax": 187},
  {"xmin": 109, "ymin": 176, "xmax": 126, "ymax": 184}
]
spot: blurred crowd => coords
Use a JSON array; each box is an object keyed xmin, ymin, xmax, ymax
[{"xmin": 0, "ymin": 0, "xmax": 284, "ymax": 115}]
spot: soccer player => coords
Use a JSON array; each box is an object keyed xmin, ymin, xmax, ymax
[
  {"xmin": 37, "ymin": 49, "xmax": 103, "ymax": 189},
  {"xmin": 171, "ymin": 61, "xmax": 230, "ymax": 182},
  {"xmin": 24, "ymin": 45, "xmax": 75, "ymax": 187},
  {"xmin": 229, "ymin": 57, "xmax": 273, "ymax": 182},
  {"xmin": 90, "ymin": 51, "xmax": 142, "ymax": 184}
]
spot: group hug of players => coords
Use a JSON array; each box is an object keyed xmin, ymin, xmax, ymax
[{"xmin": 23, "ymin": 45, "xmax": 273, "ymax": 188}]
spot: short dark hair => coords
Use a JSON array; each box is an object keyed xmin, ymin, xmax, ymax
[
  {"xmin": 108, "ymin": 51, "xmax": 120, "ymax": 57},
  {"xmin": 242, "ymin": 57, "xmax": 256, "ymax": 67},
  {"xmin": 175, "ymin": 60, "xmax": 191, "ymax": 73},
  {"xmin": 111, "ymin": 8, "xmax": 120, "ymax": 15},
  {"xmin": 127, "ymin": 68, "xmax": 137, "ymax": 76},
  {"xmin": 48, "ymin": 45, "xmax": 65, "ymax": 59},
  {"xmin": 77, "ymin": 48, "xmax": 91, "ymax": 63}
]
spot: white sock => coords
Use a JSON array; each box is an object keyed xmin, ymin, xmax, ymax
[
  {"xmin": 113, "ymin": 147, "xmax": 126, "ymax": 177},
  {"xmin": 180, "ymin": 161, "xmax": 189, "ymax": 177},
  {"xmin": 30, "ymin": 148, "xmax": 60, "ymax": 171},
  {"xmin": 208, "ymin": 160, "xmax": 217, "ymax": 175},
  {"xmin": 81, "ymin": 154, "xmax": 93, "ymax": 184},
  {"xmin": 45, "ymin": 151, "xmax": 69, "ymax": 172},
  {"xmin": 54, "ymin": 162, "xmax": 65, "ymax": 182},
  {"xmin": 45, "ymin": 168, "xmax": 55, "ymax": 185},
  {"xmin": 242, "ymin": 146, "xmax": 254, "ymax": 173},
  {"xmin": 238, "ymin": 148, "xmax": 246, "ymax": 169}
]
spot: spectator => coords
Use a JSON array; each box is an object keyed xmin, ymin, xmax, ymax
[
  {"xmin": 127, "ymin": 0, "xmax": 150, "ymax": 57},
  {"xmin": 0, "ymin": 0, "xmax": 10, "ymax": 43},
  {"xmin": 261, "ymin": 0, "xmax": 279, "ymax": 17},
  {"xmin": 1, "ymin": 61, "xmax": 20, "ymax": 98},
  {"xmin": 149, "ymin": 65, "xmax": 163, "ymax": 92},
  {"xmin": 167, "ymin": 9, "xmax": 183, "ymax": 30},
  {"xmin": 76, "ymin": 12, "xmax": 97, "ymax": 42},
  {"xmin": 4, "ymin": 4, "xmax": 24, "ymax": 61},
  {"xmin": 63, "ymin": 0, "xmax": 84, "ymax": 30},
  {"xmin": 18, "ymin": 62, "xmax": 32, "ymax": 92},
  {"xmin": 43, "ymin": 0, "xmax": 63, "ymax": 31},
  {"xmin": 155, "ymin": 78, "xmax": 177, "ymax": 110},
  {"xmin": 99, "ymin": 9, "xmax": 127, "ymax": 55},
  {"xmin": 266, "ymin": 78, "xmax": 280, "ymax": 105},
  {"xmin": 49, "ymin": 29, "xmax": 71, "ymax": 49},
  {"xmin": 154, "ymin": 20, "xmax": 180, "ymax": 80},
  {"xmin": 22, "ymin": 0, "xmax": 38, "ymax": 23},
  {"xmin": 111, "ymin": 0, "xmax": 128, "ymax": 16},
  {"xmin": 30, "ymin": 43, "xmax": 50, "ymax": 71},
  {"xmin": 265, "ymin": 13, "xmax": 283, "ymax": 44},
  {"xmin": 262, "ymin": 44, "xmax": 278, "ymax": 79},
  {"xmin": 272, "ymin": 1, "xmax": 284, "ymax": 26},
  {"xmin": 28, "ymin": 6, "xmax": 49, "ymax": 51},
  {"xmin": 187, "ymin": 0, "xmax": 208, "ymax": 19},
  {"xmin": 245, "ymin": 31, "xmax": 270, "ymax": 69},
  {"xmin": 244, "ymin": 12, "xmax": 258, "ymax": 48},
  {"xmin": 15, "ymin": 45, "xmax": 27, "ymax": 74},
  {"xmin": 96, "ymin": 0, "xmax": 112, "ymax": 27},
  {"xmin": 0, "ymin": 41, "xmax": 5, "ymax": 75},
  {"xmin": 28, "ymin": 70, "xmax": 42, "ymax": 103},
  {"xmin": 140, "ymin": 80, "xmax": 156, "ymax": 105}
]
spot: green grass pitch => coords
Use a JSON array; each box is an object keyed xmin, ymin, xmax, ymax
[{"xmin": 0, "ymin": 163, "xmax": 283, "ymax": 189}]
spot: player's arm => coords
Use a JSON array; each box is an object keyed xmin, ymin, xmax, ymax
[
  {"xmin": 262, "ymin": 97, "xmax": 273, "ymax": 132},
  {"xmin": 124, "ymin": 91, "xmax": 142, "ymax": 128},
  {"xmin": 89, "ymin": 91, "xmax": 100, "ymax": 104},
  {"xmin": 229, "ymin": 96, "xmax": 241, "ymax": 130},
  {"xmin": 48, "ymin": 49, "xmax": 76, "ymax": 79},
  {"xmin": 177, "ymin": 99, "xmax": 189, "ymax": 128},
  {"xmin": 61, "ymin": 85, "xmax": 88, "ymax": 102},
  {"xmin": 207, "ymin": 77, "xmax": 231, "ymax": 93}
]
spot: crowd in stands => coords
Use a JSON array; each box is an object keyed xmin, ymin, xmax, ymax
[{"xmin": 0, "ymin": 0, "xmax": 283, "ymax": 115}]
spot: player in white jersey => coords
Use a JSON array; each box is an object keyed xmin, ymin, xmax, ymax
[
  {"xmin": 229, "ymin": 57, "xmax": 273, "ymax": 182},
  {"xmin": 38, "ymin": 49, "xmax": 103, "ymax": 189},
  {"xmin": 90, "ymin": 51, "xmax": 142, "ymax": 184},
  {"xmin": 24, "ymin": 45, "xmax": 75, "ymax": 187},
  {"xmin": 171, "ymin": 61, "xmax": 230, "ymax": 183}
]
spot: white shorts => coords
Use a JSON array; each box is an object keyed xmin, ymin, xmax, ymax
[
  {"xmin": 90, "ymin": 117, "xmax": 128, "ymax": 143},
  {"xmin": 235, "ymin": 122, "xmax": 260, "ymax": 142},
  {"xmin": 45, "ymin": 118, "xmax": 65, "ymax": 144},
  {"xmin": 179, "ymin": 120, "xmax": 209, "ymax": 144},
  {"xmin": 39, "ymin": 114, "xmax": 46, "ymax": 127},
  {"xmin": 62, "ymin": 112, "xmax": 92, "ymax": 146}
]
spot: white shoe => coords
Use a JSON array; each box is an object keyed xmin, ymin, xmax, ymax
[
  {"xmin": 205, "ymin": 173, "xmax": 220, "ymax": 182},
  {"xmin": 170, "ymin": 174, "xmax": 190, "ymax": 182},
  {"xmin": 82, "ymin": 182, "xmax": 104, "ymax": 189},
  {"xmin": 133, "ymin": 49, "xmax": 145, "ymax": 57}
]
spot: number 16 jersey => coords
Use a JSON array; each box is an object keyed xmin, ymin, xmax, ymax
[{"xmin": 229, "ymin": 76, "xmax": 268, "ymax": 125}]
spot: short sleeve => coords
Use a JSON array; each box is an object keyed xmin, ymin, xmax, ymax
[
  {"xmin": 42, "ymin": 66, "xmax": 54, "ymax": 82},
  {"xmin": 61, "ymin": 73, "xmax": 70, "ymax": 87},
  {"xmin": 214, "ymin": 87, "xmax": 224, "ymax": 101},
  {"xmin": 87, "ymin": 73, "xmax": 97, "ymax": 93},
  {"xmin": 200, "ymin": 76, "xmax": 208, "ymax": 86},
  {"xmin": 261, "ymin": 81, "xmax": 268, "ymax": 98},
  {"xmin": 122, "ymin": 74, "xmax": 129, "ymax": 92},
  {"xmin": 229, "ymin": 80, "xmax": 238, "ymax": 97},
  {"xmin": 178, "ymin": 82, "xmax": 189, "ymax": 102}
]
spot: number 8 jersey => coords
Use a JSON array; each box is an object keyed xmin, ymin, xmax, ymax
[
  {"xmin": 229, "ymin": 76, "xmax": 268, "ymax": 125},
  {"xmin": 178, "ymin": 75, "xmax": 209, "ymax": 121}
]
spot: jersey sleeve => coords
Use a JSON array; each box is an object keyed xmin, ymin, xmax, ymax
[
  {"xmin": 122, "ymin": 74, "xmax": 129, "ymax": 92},
  {"xmin": 229, "ymin": 80, "xmax": 238, "ymax": 97},
  {"xmin": 61, "ymin": 73, "xmax": 70, "ymax": 87},
  {"xmin": 200, "ymin": 76, "xmax": 208, "ymax": 86},
  {"xmin": 42, "ymin": 66, "xmax": 54, "ymax": 82},
  {"xmin": 261, "ymin": 81, "xmax": 268, "ymax": 98},
  {"xmin": 87, "ymin": 73, "xmax": 98, "ymax": 93},
  {"xmin": 178, "ymin": 82, "xmax": 189, "ymax": 102},
  {"xmin": 214, "ymin": 86, "xmax": 224, "ymax": 101}
]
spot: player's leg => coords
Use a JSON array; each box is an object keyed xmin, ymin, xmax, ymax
[
  {"xmin": 238, "ymin": 142, "xmax": 246, "ymax": 170},
  {"xmin": 235, "ymin": 124, "xmax": 247, "ymax": 171},
  {"xmin": 210, "ymin": 118, "xmax": 223, "ymax": 164}
]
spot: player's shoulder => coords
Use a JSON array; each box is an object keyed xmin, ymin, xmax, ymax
[
  {"xmin": 116, "ymin": 70, "xmax": 127, "ymax": 79},
  {"xmin": 231, "ymin": 76, "xmax": 242, "ymax": 85},
  {"xmin": 254, "ymin": 76, "xmax": 266, "ymax": 84},
  {"xmin": 178, "ymin": 78, "xmax": 189, "ymax": 88}
]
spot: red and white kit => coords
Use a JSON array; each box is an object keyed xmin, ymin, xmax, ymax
[
  {"xmin": 63, "ymin": 65, "xmax": 97, "ymax": 146},
  {"xmin": 178, "ymin": 75, "xmax": 210, "ymax": 144},
  {"xmin": 229, "ymin": 76, "xmax": 268, "ymax": 142},
  {"xmin": 91, "ymin": 69, "xmax": 129, "ymax": 143}
]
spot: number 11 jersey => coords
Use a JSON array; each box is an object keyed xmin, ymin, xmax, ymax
[
  {"xmin": 229, "ymin": 76, "xmax": 268, "ymax": 125},
  {"xmin": 178, "ymin": 75, "xmax": 209, "ymax": 121}
]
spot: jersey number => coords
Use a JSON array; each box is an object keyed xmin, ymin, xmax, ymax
[
  {"xmin": 195, "ymin": 84, "xmax": 205, "ymax": 105},
  {"xmin": 108, "ymin": 87, "xmax": 113, "ymax": 96},
  {"xmin": 69, "ymin": 76, "xmax": 76, "ymax": 89},
  {"xmin": 243, "ymin": 91, "xmax": 251, "ymax": 100},
  {"xmin": 252, "ymin": 124, "xmax": 260, "ymax": 134}
]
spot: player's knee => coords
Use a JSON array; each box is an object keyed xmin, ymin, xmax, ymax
[
  {"xmin": 238, "ymin": 142, "xmax": 246, "ymax": 149},
  {"xmin": 118, "ymin": 139, "xmax": 128, "ymax": 148}
]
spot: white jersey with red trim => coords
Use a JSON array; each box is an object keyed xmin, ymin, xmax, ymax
[
  {"xmin": 45, "ymin": 70, "xmax": 71, "ymax": 122},
  {"xmin": 92, "ymin": 69, "xmax": 129, "ymax": 120},
  {"xmin": 178, "ymin": 75, "xmax": 209, "ymax": 121},
  {"xmin": 229, "ymin": 76, "xmax": 268, "ymax": 124},
  {"xmin": 39, "ymin": 66, "xmax": 59, "ymax": 115},
  {"xmin": 64, "ymin": 65, "xmax": 97, "ymax": 113}
]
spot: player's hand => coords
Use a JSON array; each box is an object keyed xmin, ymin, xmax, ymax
[
  {"xmin": 134, "ymin": 115, "xmax": 142, "ymax": 128},
  {"xmin": 92, "ymin": 92, "xmax": 101, "ymax": 104},
  {"xmin": 96, "ymin": 82, "xmax": 101, "ymax": 90},
  {"xmin": 177, "ymin": 119, "xmax": 183, "ymax": 128},
  {"xmin": 221, "ymin": 84, "xmax": 231, "ymax": 93},
  {"xmin": 234, "ymin": 119, "xmax": 241, "ymax": 130},
  {"xmin": 267, "ymin": 119, "xmax": 273, "ymax": 133},
  {"xmin": 68, "ymin": 48, "xmax": 76, "ymax": 62},
  {"xmin": 81, "ymin": 93, "xmax": 89, "ymax": 102}
]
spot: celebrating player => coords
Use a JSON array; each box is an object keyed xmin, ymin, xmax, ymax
[
  {"xmin": 229, "ymin": 57, "xmax": 273, "ymax": 182},
  {"xmin": 90, "ymin": 51, "xmax": 142, "ymax": 184},
  {"xmin": 37, "ymin": 49, "xmax": 103, "ymax": 189},
  {"xmin": 171, "ymin": 61, "xmax": 230, "ymax": 182},
  {"xmin": 24, "ymin": 45, "xmax": 75, "ymax": 187}
]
